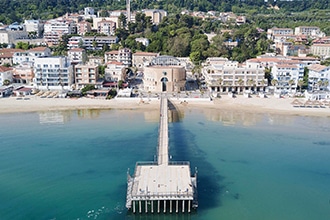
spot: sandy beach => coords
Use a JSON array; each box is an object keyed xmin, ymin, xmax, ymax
[{"xmin": 0, "ymin": 95, "xmax": 329, "ymax": 117}]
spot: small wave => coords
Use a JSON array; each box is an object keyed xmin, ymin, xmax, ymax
[{"xmin": 313, "ymin": 141, "xmax": 330, "ymax": 146}]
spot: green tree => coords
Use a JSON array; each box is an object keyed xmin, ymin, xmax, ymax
[
  {"xmin": 2, "ymin": 79, "xmax": 10, "ymax": 86},
  {"xmin": 118, "ymin": 13, "xmax": 127, "ymax": 29},
  {"xmin": 190, "ymin": 51, "xmax": 202, "ymax": 65},
  {"xmin": 81, "ymin": 84, "xmax": 95, "ymax": 95},
  {"xmin": 98, "ymin": 65, "xmax": 106, "ymax": 79},
  {"xmin": 15, "ymin": 42, "xmax": 30, "ymax": 50},
  {"xmin": 298, "ymin": 79, "xmax": 304, "ymax": 93},
  {"xmin": 288, "ymin": 79, "xmax": 295, "ymax": 91}
]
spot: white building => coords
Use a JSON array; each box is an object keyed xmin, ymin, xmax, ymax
[
  {"xmin": 24, "ymin": 20, "xmax": 44, "ymax": 37},
  {"xmin": 267, "ymin": 27, "xmax": 294, "ymax": 40},
  {"xmin": 310, "ymin": 44, "xmax": 330, "ymax": 59},
  {"xmin": 13, "ymin": 47, "xmax": 51, "ymax": 65},
  {"xmin": 295, "ymin": 26, "xmax": 325, "ymax": 38},
  {"xmin": 307, "ymin": 64, "xmax": 330, "ymax": 91},
  {"xmin": 271, "ymin": 63, "xmax": 300, "ymax": 92},
  {"xmin": 67, "ymin": 36, "xmax": 83, "ymax": 49},
  {"xmin": 0, "ymin": 66, "xmax": 13, "ymax": 85},
  {"xmin": 84, "ymin": 7, "xmax": 95, "ymax": 18},
  {"xmin": 0, "ymin": 30, "xmax": 28, "ymax": 44},
  {"xmin": 33, "ymin": 56, "xmax": 73, "ymax": 90},
  {"xmin": 83, "ymin": 36, "xmax": 118, "ymax": 50},
  {"xmin": 202, "ymin": 60, "xmax": 266, "ymax": 94},
  {"xmin": 135, "ymin": 38, "xmax": 149, "ymax": 46},
  {"xmin": 67, "ymin": 48, "xmax": 86, "ymax": 64},
  {"xmin": 44, "ymin": 19, "xmax": 76, "ymax": 35},
  {"xmin": 105, "ymin": 61, "xmax": 125, "ymax": 81}
]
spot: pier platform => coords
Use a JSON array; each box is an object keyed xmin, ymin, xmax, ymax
[{"xmin": 126, "ymin": 93, "xmax": 197, "ymax": 213}]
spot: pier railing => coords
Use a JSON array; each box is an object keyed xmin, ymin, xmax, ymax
[{"xmin": 131, "ymin": 191, "xmax": 194, "ymax": 201}]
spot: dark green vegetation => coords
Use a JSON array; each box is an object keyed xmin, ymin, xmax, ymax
[
  {"xmin": 0, "ymin": 0, "xmax": 330, "ymax": 24},
  {"xmin": 2, "ymin": 0, "xmax": 330, "ymax": 64}
]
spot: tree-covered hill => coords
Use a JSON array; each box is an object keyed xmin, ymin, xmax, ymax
[{"xmin": 0, "ymin": 0, "xmax": 329, "ymax": 24}]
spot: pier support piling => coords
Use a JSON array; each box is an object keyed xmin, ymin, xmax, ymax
[
  {"xmin": 170, "ymin": 200, "xmax": 172, "ymax": 213},
  {"xmin": 176, "ymin": 200, "xmax": 178, "ymax": 213},
  {"xmin": 158, "ymin": 200, "xmax": 160, "ymax": 213},
  {"xmin": 151, "ymin": 200, "xmax": 154, "ymax": 213}
]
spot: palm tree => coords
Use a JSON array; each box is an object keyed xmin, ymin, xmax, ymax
[
  {"xmin": 297, "ymin": 79, "xmax": 304, "ymax": 93},
  {"xmin": 271, "ymin": 79, "xmax": 278, "ymax": 93},
  {"xmin": 217, "ymin": 78, "xmax": 223, "ymax": 93},
  {"xmin": 317, "ymin": 80, "xmax": 323, "ymax": 90},
  {"xmin": 237, "ymin": 78, "xmax": 244, "ymax": 94},
  {"xmin": 288, "ymin": 79, "xmax": 294, "ymax": 92},
  {"xmin": 323, "ymin": 80, "xmax": 329, "ymax": 90},
  {"xmin": 247, "ymin": 79, "xmax": 255, "ymax": 91}
]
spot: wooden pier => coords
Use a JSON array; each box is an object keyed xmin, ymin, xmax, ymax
[{"xmin": 126, "ymin": 93, "xmax": 198, "ymax": 213}]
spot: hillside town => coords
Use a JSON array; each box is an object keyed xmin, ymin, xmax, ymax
[{"xmin": 0, "ymin": 6, "xmax": 330, "ymax": 103}]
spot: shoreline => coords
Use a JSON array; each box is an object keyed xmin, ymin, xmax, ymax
[{"xmin": 0, "ymin": 95, "xmax": 329, "ymax": 117}]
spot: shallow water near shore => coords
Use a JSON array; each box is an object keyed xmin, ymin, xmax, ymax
[{"xmin": 0, "ymin": 109, "xmax": 330, "ymax": 220}]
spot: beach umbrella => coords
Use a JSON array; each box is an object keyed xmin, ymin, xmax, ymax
[
  {"xmin": 290, "ymin": 99, "xmax": 303, "ymax": 107},
  {"xmin": 312, "ymin": 100, "xmax": 322, "ymax": 108},
  {"xmin": 304, "ymin": 100, "xmax": 313, "ymax": 108}
]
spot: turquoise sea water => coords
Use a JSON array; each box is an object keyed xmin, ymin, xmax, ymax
[{"xmin": 1, "ymin": 108, "xmax": 330, "ymax": 220}]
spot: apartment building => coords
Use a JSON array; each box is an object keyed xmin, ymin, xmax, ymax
[
  {"xmin": 0, "ymin": 48, "xmax": 24, "ymax": 66},
  {"xmin": 77, "ymin": 21, "xmax": 92, "ymax": 35},
  {"xmin": 33, "ymin": 56, "xmax": 73, "ymax": 90},
  {"xmin": 105, "ymin": 61, "xmax": 125, "ymax": 82},
  {"xmin": 104, "ymin": 48, "xmax": 132, "ymax": 66},
  {"xmin": 44, "ymin": 19, "xmax": 76, "ymax": 35},
  {"xmin": 202, "ymin": 60, "xmax": 266, "ymax": 93},
  {"xmin": 68, "ymin": 48, "xmax": 86, "ymax": 64},
  {"xmin": 307, "ymin": 64, "xmax": 330, "ymax": 91},
  {"xmin": 271, "ymin": 63, "xmax": 300, "ymax": 92},
  {"xmin": 97, "ymin": 19, "xmax": 116, "ymax": 36},
  {"xmin": 13, "ymin": 62, "xmax": 34, "ymax": 84},
  {"xmin": 13, "ymin": 47, "xmax": 51, "ymax": 65},
  {"xmin": 93, "ymin": 17, "xmax": 119, "ymax": 30},
  {"xmin": 142, "ymin": 9, "xmax": 167, "ymax": 24},
  {"xmin": 24, "ymin": 20, "xmax": 44, "ymax": 37},
  {"xmin": 295, "ymin": 26, "xmax": 324, "ymax": 38},
  {"xmin": 83, "ymin": 36, "xmax": 118, "ymax": 50},
  {"xmin": 267, "ymin": 27, "xmax": 294, "ymax": 40},
  {"xmin": 74, "ymin": 63, "xmax": 99, "ymax": 89},
  {"xmin": 310, "ymin": 44, "xmax": 330, "ymax": 58},
  {"xmin": 44, "ymin": 31, "xmax": 61, "ymax": 46},
  {"xmin": 0, "ymin": 66, "xmax": 13, "ymax": 86}
]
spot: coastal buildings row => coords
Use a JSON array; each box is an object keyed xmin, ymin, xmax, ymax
[
  {"xmin": 202, "ymin": 55, "xmax": 330, "ymax": 93},
  {"xmin": 0, "ymin": 6, "xmax": 167, "ymax": 46}
]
